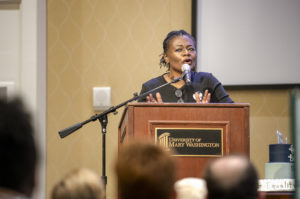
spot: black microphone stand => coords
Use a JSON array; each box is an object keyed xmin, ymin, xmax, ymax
[{"xmin": 58, "ymin": 74, "xmax": 184, "ymax": 195}]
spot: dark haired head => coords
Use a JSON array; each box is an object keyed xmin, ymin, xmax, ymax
[
  {"xmin": 0, "ymin": 97, "xmax": 37, "ymax": 196},
  {"xmin": 160, "ymin": 30, "xmax": 196, "ymax": 70}
]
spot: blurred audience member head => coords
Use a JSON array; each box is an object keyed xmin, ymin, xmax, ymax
[
  {"xmin": 0, "ymin": 97, "xmax": 37, "ymax": 197},
  {"xmin": 174, "ymin": 177, "xmax": 207, "ymax": 199},
  {"xmin": 51, "ymin": 168, "xmax": 105, "ymax": 199},
  {"xmin": 204, "ymin": 154, "xmax": 262, "ymax": 199},
  {"xmin": 115, "ymin": 140, "xmax": 176, "ymax": 199}
]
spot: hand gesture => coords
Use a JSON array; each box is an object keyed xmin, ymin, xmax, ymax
[
  {"xmin": 146, "ymin": 92, "xmax": 163, "ymax": 103},
  {"xmin": 195, "ymin": 89, "xmax": 211, "ymax": 103}
]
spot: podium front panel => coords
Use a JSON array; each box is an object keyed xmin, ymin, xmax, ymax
[{"xmin": 118, "ymin": 103, "xmax": 249, "ymax": 178}]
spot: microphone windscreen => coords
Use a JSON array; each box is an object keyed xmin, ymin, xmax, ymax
[{"xmin": 181, "ymin": 64, "xmax": 191, "ymax": 72}]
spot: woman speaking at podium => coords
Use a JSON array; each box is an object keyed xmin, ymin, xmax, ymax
[{"xmin": 138, "ymin": 30, "xmax": 233, "ymax": 103}]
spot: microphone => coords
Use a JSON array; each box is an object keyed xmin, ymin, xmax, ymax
[{"xmin": 181, "ymin": 64, "xmax": 191, "ymax": 86}]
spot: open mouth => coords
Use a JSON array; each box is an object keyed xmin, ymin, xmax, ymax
[{"xmin": 183, "ymin": 59, "xmax": 192, "ymax": 65}]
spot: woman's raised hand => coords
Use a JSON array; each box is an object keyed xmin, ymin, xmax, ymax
[
  {"xmin": 195, "ymin": 89, "xmax": 211, "ymax": 103},
  {"xmin": 146, "ymin": 92, "xmax": 163, "ymax": 103}
]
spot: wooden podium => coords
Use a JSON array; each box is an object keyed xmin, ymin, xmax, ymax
[{"xmin": 118, "ymin": 103, "xmax": 249, "ymax": 179}]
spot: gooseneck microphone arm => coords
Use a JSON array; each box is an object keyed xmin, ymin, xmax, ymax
[{"xmin": 58, "ymin": 73, "xmax": 185, "ymax": 195}]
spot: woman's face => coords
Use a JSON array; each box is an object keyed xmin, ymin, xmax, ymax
[{"xmin": 164, "ymin": 35, "xmax": 196, "ymax": 74}]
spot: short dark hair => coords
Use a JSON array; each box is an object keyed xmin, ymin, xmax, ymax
[
  {"xmin": 160, "ymin": 30, "xmax": 196, "ymax": 69},
  {"xmin": 204, "ymin": 155, "xmax": 258, "ymax": 199},
  {"xmin": 0, "ymin": 97, "xmax": 37, "ymax": 195},
  {"xmin": 115, "ymin": 141, "xmax": 176, "ymax": 199}
]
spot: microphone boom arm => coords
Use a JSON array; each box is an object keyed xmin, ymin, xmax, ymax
[{"xmin": 58, "ymin": 74, "xmax": 184, "ymax": 138}]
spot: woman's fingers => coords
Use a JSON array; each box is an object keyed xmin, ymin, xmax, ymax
[
  {"xmin": 202, "ymin": 90, "xmax": 208, "ymax": 102},
  {"xmin": 195, "ymin": 90, "xmax": 211, "ymax": 103},
  {"xmin": 195, "ymin": 92, "xmax": 201, "ymax": 103},
  {"xmin": 206, "ymin": 93, "xmax": 211, "ymax": 103},
  {"xmin": 156, "ymin": 92, "xmax": 163, "ymax": 103},
  {"xmin": 147, "ymin": 91, "xmax": 210, "ymax": 103},
  {"xmin": 146, "ymin": 94, "xmax": 154, "ymax": 102},
  {"xmin": 202, "ymin": 90, "xmax": 211, "ymax": 103},
  {"xmin": 150, "ymin": 94, "xmax": 156, "ymax": 102},
  {"xmin": 146, "ymin": 93, "xmax": 163, "ymax": 103}
]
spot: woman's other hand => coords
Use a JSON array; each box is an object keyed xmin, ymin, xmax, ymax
[
  {"xmin": 195, "ymin": 89, "xmax": 211, "ymax": 103},
  {"xmin": 146, "ymin": 93, "xmax": 163, "ymax": 103}
]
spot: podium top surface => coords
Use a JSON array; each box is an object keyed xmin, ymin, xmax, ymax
[
  {"xmin": 119, "ymin": 103, "xmax": 250, "ymax": 128},
  {"xmin": 126, "ymin": 102, "xmax": 250, "ymax": 108}
]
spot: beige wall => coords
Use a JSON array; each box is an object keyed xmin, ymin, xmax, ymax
[
  {"xmin": 47, "ymin": 1, "xmax": 192, "ymax": 199},
  {"xmin": 47, "ymin": 1, "xmax": 291, "ymax": 199},
  {"xmin": 227, "ymin": 88, "xmax": 291, "ymax": 177}
]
